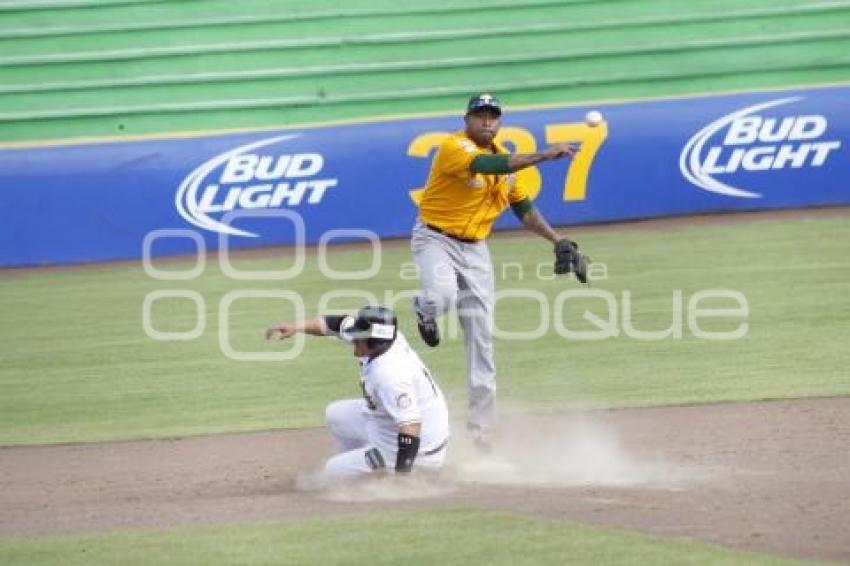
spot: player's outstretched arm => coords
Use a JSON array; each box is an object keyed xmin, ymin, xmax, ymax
[
  {"xmin": 265, "ymin": 317, "xmax": 325, "ymax": 340},
  {"xmin": 507, "ymin": 142, "xmax": 579, "ymax": 172},
  {"xmin": 470, "ymin": 142, "xmax": 579, "ymax": 175}
]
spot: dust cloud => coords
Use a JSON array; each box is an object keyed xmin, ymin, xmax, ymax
[
  {"xmin": 296, "ymin": 412, "xmax": 700, "ymax": 503},
  {"xmin": 447, "ymin": 414, "xmax": 691, "ymax": 488}
]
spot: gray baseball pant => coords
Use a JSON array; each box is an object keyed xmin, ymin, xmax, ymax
[{"xmin": 411, "ymin": 221, "xmax": 496, "ymax": 430}]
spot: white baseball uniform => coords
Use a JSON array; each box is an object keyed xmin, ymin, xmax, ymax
[{"xmin": 324, "ymin": 329, "xmax": 450, "ymax": 478}]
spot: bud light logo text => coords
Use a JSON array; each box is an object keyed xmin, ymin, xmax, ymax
[
  {"xmin": 679, "ymin": 97, "xmax": 842, "ymax": 198},
  {"xmin": 175, "ymin": 134, "xmax": 338, "ymax": 237}
]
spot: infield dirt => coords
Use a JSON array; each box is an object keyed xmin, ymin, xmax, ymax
[{"xmin": 2, "ymin": 397, "xmax": 848, "ymax": 563}]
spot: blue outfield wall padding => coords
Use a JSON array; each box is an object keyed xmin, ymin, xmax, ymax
[{"xmin": 2, "ymin": 84, "xmax": 849, "ymax": 266}]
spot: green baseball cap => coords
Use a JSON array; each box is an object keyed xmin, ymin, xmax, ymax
[{"xmin": 466, "ymin": 93, "xmax": 502, "ymax": 116}]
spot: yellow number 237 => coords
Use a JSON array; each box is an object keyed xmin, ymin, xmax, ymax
[{"xmin": 407, "ymin": 120, "xmax": 608, "ymax": 204}]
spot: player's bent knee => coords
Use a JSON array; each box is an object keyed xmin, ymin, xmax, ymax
[
  {"xmin": 324, "ymin": 400, "xmax": 351, "ymax": 428},
  {"xmin": 324, "ymin": 402, "xmax": 339, "ymax": 426}
]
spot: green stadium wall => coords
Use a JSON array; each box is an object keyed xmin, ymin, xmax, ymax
[{"xmin": 1, "ymin": 0, "xmax": 849, "ymax": 145}]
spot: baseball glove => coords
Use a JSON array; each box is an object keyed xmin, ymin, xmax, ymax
[{"xmin": 554, "ymin": 238, "xmax": 589, "ymax": 283}]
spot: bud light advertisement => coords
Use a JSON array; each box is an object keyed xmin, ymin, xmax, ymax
[{"xmin": 1, "ymin": 84, "xmax": 848, "ymax": 267}]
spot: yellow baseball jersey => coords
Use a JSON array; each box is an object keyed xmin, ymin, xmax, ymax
[{"xmin": 418, "ymin": 130, "xmax": 531, "ymax": 241}]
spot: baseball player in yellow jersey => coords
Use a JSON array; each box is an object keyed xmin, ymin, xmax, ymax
[{"xmin": 411, "ymin": 93, "xmax": 589, "ymax": 451}]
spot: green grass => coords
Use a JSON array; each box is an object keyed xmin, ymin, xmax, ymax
[
  {"xmin": 1, "ymin": 215, "xmax": 849, "ymax": 446},
  {"xmin": 0, "ymin": 508, "xmax": 835, "ymax": 566}
]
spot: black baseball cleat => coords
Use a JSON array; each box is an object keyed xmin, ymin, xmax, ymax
[{"xmin": 416, "ymin": 311, "xmax": 440, "ymax": 347}]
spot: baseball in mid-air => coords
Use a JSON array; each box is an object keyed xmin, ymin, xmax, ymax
[{"xmin": 585, "ymin": 110, "xmax": 604, "ymax": 127}]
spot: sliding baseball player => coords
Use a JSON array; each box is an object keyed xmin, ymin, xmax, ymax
[{"xmin": 266, "ymin": 305, "xmax": 450, "ymax": 478}]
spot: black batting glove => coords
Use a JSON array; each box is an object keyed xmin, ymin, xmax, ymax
[{"xmin": 395, "ymin": 432, "xmax": 420, "ymax": 473}]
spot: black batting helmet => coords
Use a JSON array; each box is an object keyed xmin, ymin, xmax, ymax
[{"xmin": 343, "ymin": 305, "xmax": 398, "ymax": 355}]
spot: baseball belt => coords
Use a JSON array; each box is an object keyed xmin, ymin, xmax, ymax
[{"xmin": 425, "ymin": 223, "xmax": 479, "ymax": 244}]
